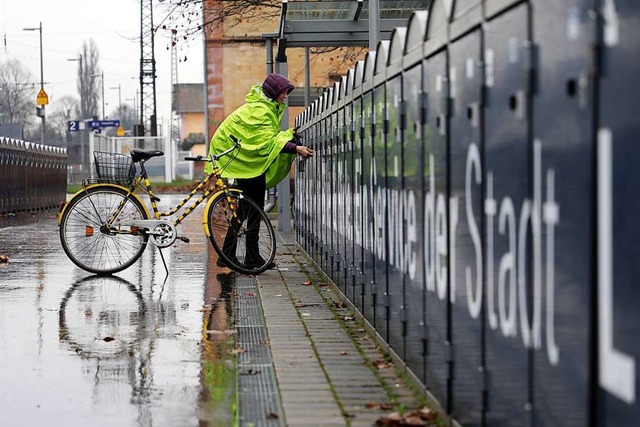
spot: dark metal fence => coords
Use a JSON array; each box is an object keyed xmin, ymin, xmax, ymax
[
  {"xmin": 294, "ymin": 1, "xmax": 639, "ymax": 426},
  {"xmin": 0, "ymin": 137, "xmax": 67, "ymax": 214}
]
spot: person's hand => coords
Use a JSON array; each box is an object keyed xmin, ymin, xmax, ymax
[
  {"xmin": 296, "ymin": 145, "xmax": 314, "ymax": 159},
  {"xmin": 292, "ymin": 128, "xmax": 303, "ymax": 145}
]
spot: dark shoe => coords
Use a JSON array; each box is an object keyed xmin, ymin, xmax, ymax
[
  {"xmin": 216, "ymin": 256, "xmax": 238, "ymax": 269},
  {"xmin": 245, "ymin": 257, "xmax": 277, "ymax": 270}
]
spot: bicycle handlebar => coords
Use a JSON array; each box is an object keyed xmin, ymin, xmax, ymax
[{"xmin": 185, "ymin": 135, "xmax": 240, "ymax": 162}]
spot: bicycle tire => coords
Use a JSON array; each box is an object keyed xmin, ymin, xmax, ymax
[
  {"xmin": 59, "ymin": 185, "xmax": 150, "ymax": 275},
  {"xmin": 206, "ymin": 191, "xmax": 276, "ymax": 275}
]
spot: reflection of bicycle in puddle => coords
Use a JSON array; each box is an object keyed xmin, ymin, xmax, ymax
[
  {"xmin": 59, "ymin": 275, "xmax": 155, "ymax": 417},
  {"xmin": 59, "ymin": 275, "xmax": 147, "ymax": 359}
]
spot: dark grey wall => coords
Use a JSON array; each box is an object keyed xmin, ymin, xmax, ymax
[
  {"xmin": 0, "ymin": 137, "xmax": 67, "ymax": 214},
  {"xmin": 294, "ymin": 1, "xmax": 639, "ymax": 426}
]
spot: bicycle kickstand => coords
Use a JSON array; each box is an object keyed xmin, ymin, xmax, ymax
[{"xmin": 157, "ymin": 247, "xmax": 169, "ymax": 277}]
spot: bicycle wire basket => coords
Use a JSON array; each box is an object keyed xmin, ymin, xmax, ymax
[{"xmin": 89, "ymin": 151, "xmax": 136, "ymax": 187}]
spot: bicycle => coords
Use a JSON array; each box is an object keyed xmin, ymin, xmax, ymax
[{"xmin": 58, "ymin": 136, "xmax": 277, "ymax": 276}]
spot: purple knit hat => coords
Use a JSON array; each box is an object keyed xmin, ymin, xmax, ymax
[{"xmin": 262, "ymin": 74, "xmax": 295, "ymax": 100}]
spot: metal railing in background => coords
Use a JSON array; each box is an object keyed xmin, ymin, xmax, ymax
[
  {"xmin": 0, "ymin": 137, "xmax": 67, "ymax": 214},
  {"xmin": 294, "ymin": 1, "xmax": 639, "ymax": 426}
]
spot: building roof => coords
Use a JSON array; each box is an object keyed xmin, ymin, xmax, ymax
[
  {"xmin": 172, "ymin": 83, "xmax": 204, "ymax": 113},
  {"xmin": 278, "ymin": 0, "xmax": 428, "ymax": 47}
]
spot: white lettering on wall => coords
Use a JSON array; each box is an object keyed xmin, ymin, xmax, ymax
[
  {"xmin": 486, "ymin": 173, "xmax": 499, "ymax": 330},
  {"xmin": 598, "ymin": 128, "xmax": 635, "ymax": 404},
  {"xmin": 544, "ymin": 168, "xmax": 560, "ymax": 365},
  {"xmin": 602, "ymin": 0, "xmax": 620, "ymax": 47},
  {"xmin": 405, "ymin": 190, "xmax": 417, "ymax": 279},
  {"xmin": 339, "ymin": 139, "xmax": 563, "ymax": 366},
  {"xmin": 466, "ymin": 143, "xmax": 483, "ymax": 318}
]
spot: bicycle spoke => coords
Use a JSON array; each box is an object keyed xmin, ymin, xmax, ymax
[
  {"xmin": 207, "ymin": 191, "xmax": 276, "ymax": 275},
  {"xmin": 60, "ymin": 186, "xmax": 149, "ymax": 274}
]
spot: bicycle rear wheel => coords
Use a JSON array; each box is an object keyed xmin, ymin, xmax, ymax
[
  {"xmin": 59, "ymin": 185, "xmax": 150, "ymax": 275},
  {"xmin": 206, "ymin": 190, "xmax": 276, "ymax": 275}
]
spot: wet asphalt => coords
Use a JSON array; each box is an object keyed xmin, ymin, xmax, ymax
[
  {"xmin": 0, "ymin": 195, "xmax": 235, "ymax": 427},
  {"xmin": 0, "ymin": 194, "xmax": 428, "ymax": 427}
]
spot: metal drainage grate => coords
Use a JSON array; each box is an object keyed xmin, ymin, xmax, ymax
[{"xmin": 235, "ymin": 275, "xmax": 284, "ymax": 426}]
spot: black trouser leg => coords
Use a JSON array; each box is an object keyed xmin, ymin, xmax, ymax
[
  {"xmin": 224, "ymin": 175, "xmax": 265, "ymax": 261},
  {"xmin": 221, "ymin": 208, "xmax": 241, "ymax": 258}
]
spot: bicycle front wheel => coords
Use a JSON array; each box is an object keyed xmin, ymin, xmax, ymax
[
  {"xmin": 207, "ymin": 191, "xmax": 276, "ymax": 275},
  {"xmin": 59, "ymin": 185, "xmax": 150, "ymax": 275}
]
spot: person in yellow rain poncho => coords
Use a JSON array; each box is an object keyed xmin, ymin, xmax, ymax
[{"xmin": 206, "ymin": 73, "xmax": 314, "ymax": 270}]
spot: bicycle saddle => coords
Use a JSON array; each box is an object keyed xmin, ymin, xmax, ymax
[{"xmin": 130, "ymin": 149, "xmax": 164, "ymax": 163}]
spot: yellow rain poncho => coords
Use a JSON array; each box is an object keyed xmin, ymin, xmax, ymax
[{"xmin": 205, "ymin": 84, "xmax": 295, "ymax": 189}]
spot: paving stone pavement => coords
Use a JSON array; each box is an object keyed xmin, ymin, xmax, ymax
[{"xmin": 233, "ymin": 228, "xmax": 435, "ymax": 427}]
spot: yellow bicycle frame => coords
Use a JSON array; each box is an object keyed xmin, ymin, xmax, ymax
[
  {"xmin": 201, "ymin": 188, "xmax": 243, "ymax": 238},
  {"xmin": 58, "ymin": 183, "xmax": 151, "ymax": 226}
]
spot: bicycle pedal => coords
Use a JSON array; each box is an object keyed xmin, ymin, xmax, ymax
[{"xmin": 177, "ymin": 236, "xmax": 190, "ymax": 243}]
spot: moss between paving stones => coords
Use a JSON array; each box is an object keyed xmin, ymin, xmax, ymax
[{"xmin": 283, "ymin": 243, "xmax": 446, "ymax": 426}]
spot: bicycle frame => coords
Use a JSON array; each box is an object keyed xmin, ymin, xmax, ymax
[
  {"xmin": 133, "ymin": 163, "xmax": 228, "ymax": 227},
  {"xmin": 58, "ymin": 137, "xmax": 277, "ymax": 276},
  {"xmin": 60, "ymin": 166, "xmax": 235, "ymax": 242}
]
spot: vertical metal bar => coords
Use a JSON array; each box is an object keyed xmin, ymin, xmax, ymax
[
  {"xmin": 305, "ymin": 47, "xmax": 310, "ymax": 107},
  {"xmin": 369, "ymin": 0, "xmax": 380, "ymax": 50},
  {"xmin": 276, "ymin": 38, "xmax": 291, "ymax": 233}
]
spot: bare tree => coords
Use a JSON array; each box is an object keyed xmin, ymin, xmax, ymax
[
  {"xmin": 72, "ymin": 39, "xmax": 101, "ymax": 121},
  {"xmin": 156, "ymin": 0, "xmax": 366, "ymax": 78},
  {"xmin": 24, "ymin": 94, "xmax": 80, "ymax": 145},
  {"xmin": 157, "ymin": 0, "xmax": 281, "ymax": 42},
  {"xmin": 49, "ymin": 95, "xmax": 80, "ymax": 143},
  {"xmin": 0, "ymin": 58, "xmax": 36, "ymax": 125},
  {"xmin": 105, "ymin": 103, "xmax": 137, "ymax": 136},
  {"xmin": 68, "ymin": 39, "xmax": 101, "ymax": 166}
]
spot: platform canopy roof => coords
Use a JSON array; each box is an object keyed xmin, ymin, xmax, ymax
[{"xmin": 277, "ymin": 0, "xmax": 430, "ymax": 47}]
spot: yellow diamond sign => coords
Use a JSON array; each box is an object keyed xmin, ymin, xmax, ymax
[{"xmin": 36, "ymin": 88, "xmax": 48, "ymax": 106}]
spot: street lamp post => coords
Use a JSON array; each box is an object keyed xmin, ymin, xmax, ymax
[
  {"xmin": 92, "ymin": 72, "xmax": 105, "ymax": 120},
  {"xmin": 110, "ymin": 84, "xmax": 122, "ymax": 113},
  {"xmin": 67, "ymin": 55, "xmax": 86, "ymax": 170},
  {"xmin": 128, "ymin": 91, "xmax": 139, "ymax": 124},
  {"xmin": 23, "ymin": 22, "xmax": 44, "ymax": 146}
]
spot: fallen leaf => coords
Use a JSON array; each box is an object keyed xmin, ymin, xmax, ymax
[
  {"xmin": 207, "ymin": 329, "xmax": 236, "ymax": 336},
  {"xmin": 372, "ymin": 359, "xmax": 394, "ymax": 370},
  {"xmin": 340, "ymin": 351, "xmax": 349, "ymax": 355},
  {"xmin": 412, "ymin": 406, "xmax": 438, "ymax": 421},
  {"xmin": 102, "ymin": 336, "xmax": 115, "ymax": 342},
  {"xmin": 301, "ymin": 281, "xmax": 312, "ymax": 286},
  {"xmin": 266, "ymin": 412, "xmax": 279, "ymax": 419},
  {"xmin": 375, "ymin": 411, "xmax": 403, "ymax": 425},
  {"xmin": 366, "ymin": 402, "xmax": 394, "ymax": 410},
  {"xmin": 402, "ymin": 415, "xmax": 427, "ymax": 426},
  {"xmin": 334, "ymin": 301, "xmax": 346, "ymax": 308},
  {"xmin": 374, "ymin": 406, "xmax": 438, "ymax": 426},
  {"xmin": 0, "ymin": 254, "xmax": 9, "ymax": 263},
  {"xmin": 295, "ymin": 303, "xmax": 322, "ymax": 308},
  {"xmin": 229, "ymin": 348, "xmax": 246, "ymax": 355}
]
